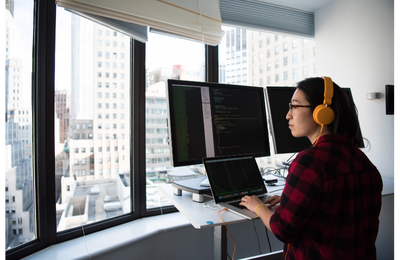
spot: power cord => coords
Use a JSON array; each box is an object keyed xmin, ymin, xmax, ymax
[
  {"xmin": 218, "ymin": 208, "xmax": 236, "ymax": 260},
  {"xmin": 253, "ymin": 221, "xmax": 262, "ymax": 255},
  {"xmin": 264, "ymin": 227, "xmax": 272, "ymax": 252}
]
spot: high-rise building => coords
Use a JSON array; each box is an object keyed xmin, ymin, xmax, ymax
[
  {"xmin": 5, "ymin": 3, "xmax": 35, "ymax": 248},
  {"xmin": 220, "ymin": 27, "xmax": 248, "ymax": 85},
  {"xmin": 5, "ymin": 0, "xmax": 14, "ymax": 17},
  {"xmin": 55, "ymin": 90, "xmax": 70, "ymax": 144},
  {"xmin": 70, "ymin": 15, "xmax": 94, "ymax": 121},
  {"xmin": 248, "ymin": 32, "xmax": 316, "ymax": 86},
  {"xmin": 67, "ymin": 16, "xmax": 131, "ymax": 182}
]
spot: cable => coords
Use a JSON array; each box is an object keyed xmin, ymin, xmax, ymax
[
  {"xmin": 284, "ymin": 244, "xmax": 290, "ymax": 260},
  {"xmin": 252, "ymin": 221, "xmax": 262, "ymax": 254},
  {"xmin": 264, "ymin": 227, "xmax": 272, "ymax": 252},
  {"xmin": 77, "ymin": 196, "xmax": 92, "ymax": 260},
  {"xmin": 218, "ymin": 208, "xmax": 236, "ymax": 260}
]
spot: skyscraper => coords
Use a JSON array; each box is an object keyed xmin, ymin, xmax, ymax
[{"xmin": 5, "ymin": 1, "xmax": 35, "ymax": 248}]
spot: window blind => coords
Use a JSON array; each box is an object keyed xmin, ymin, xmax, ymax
[
  {"xmin": 55, "ymin": 0, "xmax": 224, "ymax": 45},
  {"xmin": 220, "ymin": 0, "xmax": 315, "ymax": 38},
  {"xmin": 68, "ymin": 10, "xmax": 148, "ymax": 43}
]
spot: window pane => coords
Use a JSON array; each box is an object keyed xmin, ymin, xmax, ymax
[
  {"xmin": 219, "ymin": 26, "xmax": 316, "ymax": 86},
  {"xmin": 145, "ymin": 33, "xmax": 205, "ymax": 209},
  {"xmin": 54, "ymin": 9, "xmax": 131, "ymax": 232},
  {"xmin": 219, "ymin": 25, "xmax": 317, "ymax": 164},
  {"xmin": 5, "ymin": 0, "xmax": 36, "ymax": 249}
]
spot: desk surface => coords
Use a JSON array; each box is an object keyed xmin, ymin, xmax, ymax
[{"xmin": 158, "ymin": 181, "xmax": 285, "ymax": 229}]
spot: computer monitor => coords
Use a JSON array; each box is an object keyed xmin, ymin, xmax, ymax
[
  {"xmin": 166, "ymin": 79, "xmax": 271, "ymax": 167},
  {"xmin": 265, "ymin": 86, "xmax": 364, "ymax": 154}
]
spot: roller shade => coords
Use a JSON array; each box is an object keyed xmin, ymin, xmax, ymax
[
  {"xmin": 55, "ymin": 0, "xmax": 224, "ymax": 45},
  {"xmin": 68, "ymin": 10, "xmax": 148, "ymax": 43},
  {"xmin": 220, "ymin": 0, "xmax": 315, "ymax": 38}
]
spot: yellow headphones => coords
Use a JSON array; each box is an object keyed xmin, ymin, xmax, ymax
[{"xmin": 313, "ymin": 76, "xmax": 335, "ymax": 125}]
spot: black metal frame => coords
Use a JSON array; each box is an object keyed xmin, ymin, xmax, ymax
[{"xmin": 5, "ymin": 0, "xmax": 219, "ymax": 258}]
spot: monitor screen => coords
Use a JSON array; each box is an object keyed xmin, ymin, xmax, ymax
[
  {"xmin": 166, "ymin": 79, "xmax": 271, "ymax": 167},
  {"xmin": 265, "ymin": 86, "xmax": 364, "ymax": 154}
]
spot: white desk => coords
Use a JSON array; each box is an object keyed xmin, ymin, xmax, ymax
[{"xmin": 158, "ymin": 181, "xmax": 284, "ymax": 260}]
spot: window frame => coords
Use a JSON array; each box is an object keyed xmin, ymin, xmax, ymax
[{"xmin": 6, "ymin": 1, "xmax": 218, "ymax": 259}]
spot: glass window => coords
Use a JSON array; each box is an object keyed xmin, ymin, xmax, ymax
[
  {"xmin": 293, "ymin": 68, "xmax": 298, "ymax": 78},
  {"xmin": 54, "ymin": 9, "xmax": 132, "ymax": 234},
  {"xmin": 145, "ymin": 32, "xmax": 205, "ymax": 209},
  {"xmin": 293, "ymin": 53, "xmax": 298, "ymax": 63}
]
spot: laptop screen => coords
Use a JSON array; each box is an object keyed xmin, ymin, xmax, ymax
[{"xmin": 203, "ymin": 154, "xmax": 267, "ymax": 204}]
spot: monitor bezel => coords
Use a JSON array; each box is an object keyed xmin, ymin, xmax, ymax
[{"xmin": 166, "ymin": 79, "xmax": 271, "ymax": 167}]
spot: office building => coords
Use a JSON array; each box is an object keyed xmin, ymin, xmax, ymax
[
  {"xmin": 248, "ymin": 33, "xmax": 316, "ymax": 86},
  {"xmin": 220, "ymin": 27, "xmax": 248, "ymax": 85},
  {"xmin": 4, "ymin": 2, "xmax": 35, "ymax": 249},
  {"xmin": 55, "ymin": 90, "xmax": 71, "ymax": 144}
]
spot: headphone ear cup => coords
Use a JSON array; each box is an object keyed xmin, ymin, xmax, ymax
[{"xmin": 313, "ymin": 105, "xmax": 335, "ymax": 125}]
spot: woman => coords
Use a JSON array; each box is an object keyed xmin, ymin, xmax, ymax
[{"xmin": 240, "ymin": 77, "xmax": 382, "ymax": 259}]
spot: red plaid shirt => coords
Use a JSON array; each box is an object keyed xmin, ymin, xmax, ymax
[{"xmin": 270, "ymin": 135, "xmax": 382, "ymax": 260}]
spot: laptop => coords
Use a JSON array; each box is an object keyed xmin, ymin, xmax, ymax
[{"xmin": 202, "ymin": 154, "xmax": 271, "ymax": 219}]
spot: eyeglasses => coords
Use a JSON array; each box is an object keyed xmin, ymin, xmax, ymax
[{"xmin": 288, "ymin": 103, "xmax": 312, "ymax": 114}]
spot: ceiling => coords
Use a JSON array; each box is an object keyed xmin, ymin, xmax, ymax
[{"xmin": 258, "ymin": 0, "xmax": 334, "ymax": 12}]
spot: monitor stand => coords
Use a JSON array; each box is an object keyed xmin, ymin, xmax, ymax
[{"xmin": 172, "ymin": 177, "xmax": 211, "ymax": 202}]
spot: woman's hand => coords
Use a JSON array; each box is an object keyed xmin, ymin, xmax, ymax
[
  {"xmin": 239, "ymin": 195, "xmax": 263, "ymax": 213},
  {"xmin": 264, "ymin": 195, "xmax": 281, "ymax": 208}
]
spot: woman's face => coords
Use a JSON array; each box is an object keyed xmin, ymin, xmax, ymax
[{"xmin": 286, "ymin": 89, "xmax": 321, "ymax": 143}]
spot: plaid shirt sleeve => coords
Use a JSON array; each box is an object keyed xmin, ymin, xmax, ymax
[{"xmin": 269, "ymin": 135, "xmax": 382, "ymax": 260}]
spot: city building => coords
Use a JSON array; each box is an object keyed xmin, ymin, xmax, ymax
[
  {"xmin": 248, "ymin": 32, "xmax": 316, "ymax": 86},
  {"xmin": 55, "ymin": 90, "xmax": 71, "ymax": 144},
  {"xmin": 4, "ymin": 1, "xmax": 35, "ymax": 249}
]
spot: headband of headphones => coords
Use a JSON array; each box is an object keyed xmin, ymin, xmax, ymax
[
  {"xmin": 312, "ymin": 76, "xmax": 335, "ymax": 126},
  {"xmin": 322, "ymin": 76, "xmax": 334, "ymax": 106}
]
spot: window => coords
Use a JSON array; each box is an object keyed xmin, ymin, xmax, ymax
[
  {"xmin": 145, "ymin": 31, "xmax": 205, "ymax": 209},
  {"xmin": 283, "ymin": 57, "xmax": 288, "ymax": 66},
  {"xmin": 292, "ymin": 39, "xmax": 298, "ymax": 48},
  {"xmin": 293, "ymin": 68, "xmax": 298, "ymax": 79},
  {"xmin": 293, "ymin": 53, "xmax": 298, "ymax": 63}
]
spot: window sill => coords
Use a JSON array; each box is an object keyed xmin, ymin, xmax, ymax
[{"xmin": 22, "ymin": 212, "xmax": 190, "ymax": 260}]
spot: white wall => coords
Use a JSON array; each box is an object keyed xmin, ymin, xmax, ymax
[{"xmin": 315, "ymin": 0, "xmax": 394, "ymax": 178}]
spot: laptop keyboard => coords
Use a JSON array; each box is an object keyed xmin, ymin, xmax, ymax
[{"xmin": 228, "ymin": 195, "xmax": 271, "ymax": 209}]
